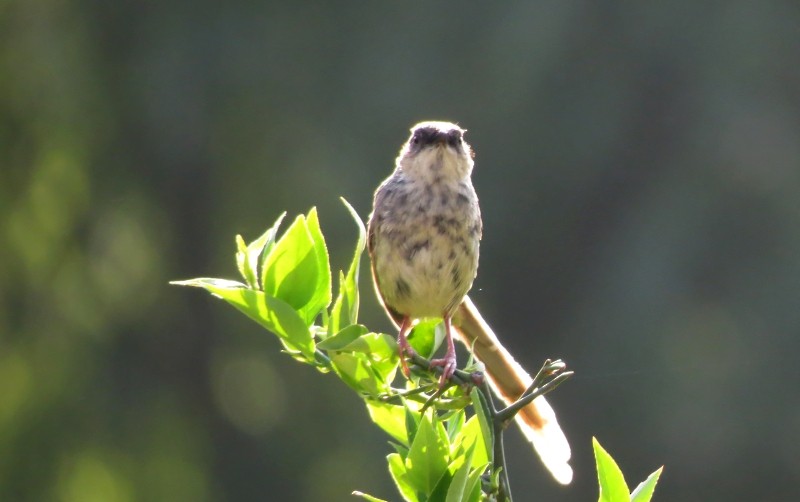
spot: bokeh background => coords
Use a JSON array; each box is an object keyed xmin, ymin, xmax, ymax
[{"xmin": 3, "ymin": 1, "xmax": 799, "ymax": 500}]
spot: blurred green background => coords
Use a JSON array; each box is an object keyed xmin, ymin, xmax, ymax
[{"xmin": 2, "ymin": 1, "xmax": 799, "ymax": 500}]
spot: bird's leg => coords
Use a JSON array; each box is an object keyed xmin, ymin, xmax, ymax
[
  {"xmin": 429, "ymin": 315, "xmax": 457, "ymax": 387},
  {"xmin": 397, "ymin": 316, "xmax": 415, "ymax": 377}
]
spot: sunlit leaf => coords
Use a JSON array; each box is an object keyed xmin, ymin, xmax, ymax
[
  {"xmin": 446, "ymin": 441, "xmax": 475, "ymax": 502},
  {"xmin": 304, "ymin": 207, "xmax": 332, "ymax": 322},
  {"xmin": 366, "ymin": 401, "xmax": 408, "ymax": 445},
  {"xmin": 405, "ymin": 413, "xmax": 449, "ymax": 495},
  {"xmin": 258, "ymin": 212, "xmax": 288, "ymax": 285},
  {"xmin": 630, "ymin": 466, "xmax": 663, "ymax": 502},
  {"xmin": 262, "ymin": 210, "xmax": 330, "ymax": 326},
  {"xmin": 389, "ymin": 441, "xmax": 409, "ymax": 459},
  {"xmin": 317, "ymin": 324, "xmax": 368, "ymax": 351},
  {"xmin": 330, "ymin": 198, "xmax": 366, "ymax": 333},
  {"xmin": 470, "ymin": 387, "xmax": 493, "ymax": 465},
  {"xmin": 428, "ymin": 468, "xmax": 454, "ymax": 502},
  {"xmin": 330, "ymin": 352, "xmax": 382, "ymax": 395},
  {"xmin": 459, "ymin": 416, "xmax": 489, "ymax": 470},
  {"xmin": 329, "ymin": 270, "xmax": 347, "ymax": 337},
  {"xmin": 405, "ymin": 405, "xmax": 420, "ymax": 445},
  {"xmin": 261, "ymin": 294, "xmax": 316, "ymax": 358},
  {"xmin": 341, "ymin": 332, "xmax": 395, "ymax": 358},
  {"xmin": 351, "ymin": 491, "xmax": 389, "ymax": 502},
  {"xmin": 407, "ymin": 319, "xmax": 441, "ymax": 359},
  {"xmin": 171, "ymin": 278, "xmax": 247, "ymax": 290},
  {"xmin": 464, "ymin": 462, "xmax": 487, "ymax": 502},
  {"xmin": 325, "ymin": 330, "xmax": 397, "ymax": 387},
  {"xmin": 169, "ymin": 278, "xmax": 314, "ymax": 359},
  {"xmin": 388, "ymin": 453, "xmax": 418, "ymax": 502},
  {"xmin": 343, "ymin": 332, "xmax": 398, "ymax": 384},
  {"xmin": 236, "ymin": 213, "xmax": 287, "ymax": 290},
  {"xmin": 446, "ymin": 410, "xmax": 466, "ymax": 445},
  {"xmin": 594, "ymin": 437, "xmax": 629, "ymax": 502},
  {"xmin": 235, "ymin": 235, "xmax": 256, "ymax": 288},
  {"xmin": 386, "ymin": 453, "xmax": 420, "ymax": 502}
]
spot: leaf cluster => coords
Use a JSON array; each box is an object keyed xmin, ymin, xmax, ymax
[
  {"xmin": 593, "ymin": 438, "xmax": 662, "ymax": 502},
  {"xmin": 173, "ymin": 200, "xmax": 496, "ymax": 500},
  {"xmin": 172, "ymin": 201, "xmax": 663, "ymax": 501}
]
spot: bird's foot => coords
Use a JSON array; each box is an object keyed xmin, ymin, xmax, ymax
[{"xmin": 429, "ymin": 353, "xmax": 457, "ymax": 388}]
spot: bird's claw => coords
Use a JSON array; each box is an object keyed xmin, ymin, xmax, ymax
[{"xmin": 429, "ymin": 355, "xmax": 457, "ymax": 388}]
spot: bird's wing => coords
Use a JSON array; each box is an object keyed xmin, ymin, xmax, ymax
[{"xmin": 367, "ymin": 210, "xmax": 404, "ymax": 329}]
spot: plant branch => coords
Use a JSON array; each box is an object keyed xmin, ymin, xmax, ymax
[
  {"xmin": 496, "ymin": 359, "xmax": 573, "ymax": 425},
  {"xmin": 480, "ymin": 378, "xmax": 513, "ymax": 501},
  {"xmin": 406, "ymin": 350, "xmax": 479, "ymax": 388}
]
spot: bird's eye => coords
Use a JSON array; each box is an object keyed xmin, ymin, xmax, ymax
[{"xmin": 410, "ymin": 134, "xmax": 420, "ymax": 145}]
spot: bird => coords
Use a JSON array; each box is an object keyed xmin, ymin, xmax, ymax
[
  {"xmin": 368, "ymin": 121, "xmax": 481, "ymax": 385},
  {"xmin": 367, "ymin": 121, "xmax": 572, "ymax": 484}
]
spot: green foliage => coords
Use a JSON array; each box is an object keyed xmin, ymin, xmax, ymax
[
  {"xmin": 593, "ymin": 438, "xmax": 663, "ymax": 502},
  {"xmin": 173, "ymin": 203, "xmax": 663, "ymax": 501},
  {"xmin": 173, "ymin": 200, "xmax": 491, "ymax": 500}
]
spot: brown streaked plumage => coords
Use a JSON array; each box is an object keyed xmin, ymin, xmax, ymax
[{"xmin": 368, "ymin": 121, "xmax": 479, "ymax": 383}]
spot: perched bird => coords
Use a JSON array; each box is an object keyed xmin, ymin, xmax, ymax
[
  {"xmin": 368, "ymin": 121, "xmax": 481, "ymax": 384},
  {"xmin": 367, "ymin": 121, "xmax": 572, "ymax": 484}
]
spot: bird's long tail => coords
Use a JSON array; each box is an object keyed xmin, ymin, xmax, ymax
[{"xmin": 452, "ymin": 296, "xmax": 572, "ymax": 485}]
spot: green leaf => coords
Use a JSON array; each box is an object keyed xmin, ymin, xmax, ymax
[
  {"xmin": 262, "ymin": 210, "xmax": 331, "ymax": 326},
  {"xmin": 236, "ymin": 212, "xmax": 287, "ymax": 289},
  {"xmin": 388, "ymin": 453, "xmax": 419, "ymax": 502},
  {"xmin": 464, "ymin": 463, "xmax": 487, "ymax": 502},
  {"xmin": 389, "ymin": 442, "xmax": 410, "ymax": 460},
  {"xmin": 305, "ymin": 207, "xmax": 333, "ymax": 320},
  {"xmin": 258, "ymin": 212, "xmax": 288, "ymax": 284},
  {"xmin": 426, "ymin": 416, "xmax": 457, "ymax": 499},
  {"xmin": 323, "ymin": 330, "xmax": 397, "ymax": 387},
  {"xmin": 630, "ymin": 466, "xmax": 664, "ymax": 502},
  {"xmin": 469, "ymin": 387, "xmax": 494, "ymax": 465},
  {"xmin": 435, "ymin": 415, "xmax": 451, "ymax": 452},
  {"xmin": 593, "ymin": 437, "xmax": 630, "ymax": 502},
  {"xmin": 235, "ymin": 235, "xmax": 256, "ymax": 289},
  {"xmin": 445, "ymin": 441, "xmax": 475, "ymax": 502},
  {"xmin": 170, "ymin": 278, "xmax": 315, "ymax": 359},
  {"xmin": 407, "ymin": 319, "xmax": 441, "ymax": 359},
  {"xmin": 428, "ymin": 468, "xmax": 454, "ymax": 502},
  {"xmin": 366, "ymin": 401, "xmax": 409, "ymax": 445},
  {"xmin": 329, "ymin": 270, "xmax": 347, "ymax": 337},
  {"xmin": 459, "ymin": 416, "xmax": 489, "ymax": 470},
  {"xmin": 330, "ymin": 198, "xmax": 366, "ymax": 333},
  {"xmin": 446, "ymin": 410, "xmax": 466, "ymax": 445},
  {"xmin": 261, "ymin": 294, "xmax": 316, "ymax": 358},
  {"xmin": 317, "ymin": 324, "xmax": 368, "ymax": 351},
  {"xmin": 339, "ymin": 331, "xmax": 394, "ymax": 357},
  {"xmin": 405, "ymin": 405, "xmax": 420, "ymax": 444},
  {"xmin": 351, "ymin": 491, "xmax": 389, "ymax": 502},
  {"xmin": 340, "ymin": 332, "xmax": 399, "ymax": 384},
  {"xmin": 330, "ymin": 352, "xmax": 381, "ymax": 395},
  {"xmin": 171, "ymin": 278, "xmax": 247, "ymax": 289},
  {"xmin": 405, "ymin": 413, "xmax": 449, "ymax": 495}
]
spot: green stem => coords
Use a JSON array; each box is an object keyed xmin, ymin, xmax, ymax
[
  {"xmin": 481, "ymin": 378, "xmax": 513, "ymax": 501},
  {"xmin": 406, "ymin": 351, "xmax": 476, "ymax": 387}
]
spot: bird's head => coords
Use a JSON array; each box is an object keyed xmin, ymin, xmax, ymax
[{"xmin": 395, "ymin": 121, "xmax": 474, "ymax": 181}]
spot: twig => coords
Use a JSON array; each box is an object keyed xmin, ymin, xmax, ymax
[
  {"xmin": 479, "ymin": 378, "xmax": 513, "ymax": 501},
  {"xmin": 495, "ymin": 359, "xmax": 573, "ymax": 425},
  {"xmin": 481, "ymin": 359, "xmax": 574, "ymax": 501},
  {"xmin": 406, "ymin": 350, "xmax": 477, "ymax": 387}
]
